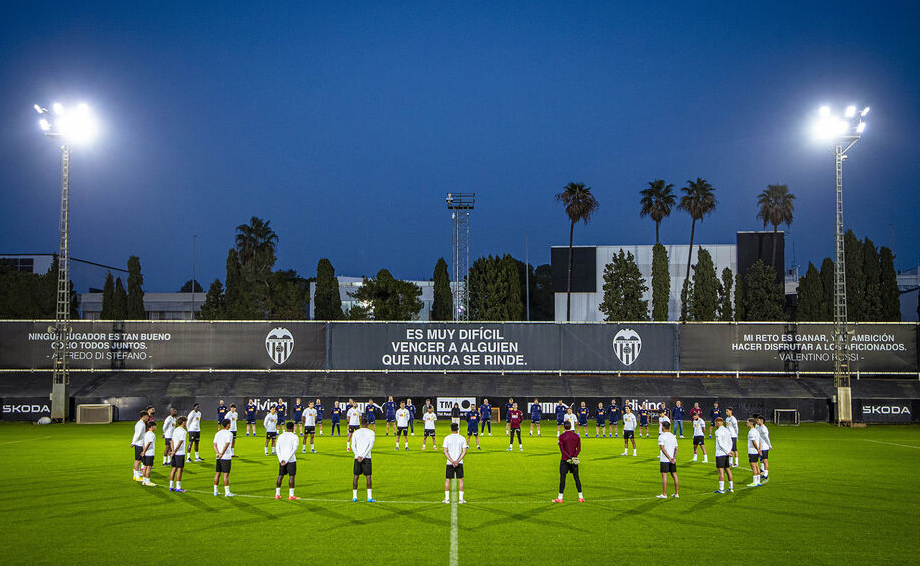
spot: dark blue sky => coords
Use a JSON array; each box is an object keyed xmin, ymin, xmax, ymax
[{"xmin": 1, "ymin": 1, "xmax": 918, "ymax": 291}]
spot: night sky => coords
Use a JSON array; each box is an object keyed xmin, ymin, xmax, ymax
[{"xmin": 1, "ymin": 1, "xmax": 918, "ymax": 292}]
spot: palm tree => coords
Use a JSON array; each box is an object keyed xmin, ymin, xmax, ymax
[
  {"xmin": 678, "ymin": 178, "xmax": 717, "ymax": 282},
  {"xmin": 555, "ymin": 182, "xmax": 599, "ymax": 321},
  {"xmin": 757, "ymin": 184, "xmax": 795, "ymax": 270},
  {"xmin": 235, "ymin": 216, "xmax": 279, "ymax": 275},
  {"xmin": 639, "ymin": 179, "xmax": 676, "ymax": 244}
]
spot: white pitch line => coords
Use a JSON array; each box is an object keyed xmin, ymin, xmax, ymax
[
  {"xmin": 863, "ymin": 439, "xmax": 920, "ymax": 450},
  {"xmin": 449, "ymin": 482, "xmax": 459, "ymax": 566},
  {"xmin": 0, "ymin": 436, "xmax": 51, "ymax": 446}
]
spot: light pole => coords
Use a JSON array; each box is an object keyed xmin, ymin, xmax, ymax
[
  {"xmin": 812, "ymin": 104, "xmax": 869, "ymax": 426},
  {"xmin": 34, "ymin": 101, "xmax": 98, "ymax": 422}
]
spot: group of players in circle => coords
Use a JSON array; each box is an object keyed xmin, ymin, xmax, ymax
[{"xmin": 128, "ymin": 396, "xmax": 774, "ymax": 502}]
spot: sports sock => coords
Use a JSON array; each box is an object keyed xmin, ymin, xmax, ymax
[
  {"xmin": 558, "ymin": 493, "xmax": 563, "ymax": 500},
  {"xmin": 459, "ymin": 490, "xmax": 464, "ymax": 500},
  {"xmin": 276, "ymin": 487, "xmax": 281, "ymax": 496},
  {"xmin": 195, "ymin": 451, "xmax": 199, "ymax": 459},
  {"xmin": 289, "ymin": 489, "xmax": 295, "ymax": 497},
  {"xmin": 224, "ymin": 485, "xmax": 230, "ymax": 495},
  {"xmin": 176, "ymin": 481, "xmax": 181, "ymax": 489},
  {"xmin": 265, "ymin": 448, "xmax": 268, "ymax": 455},
  {"xmin": 353, "ymin": 489, "xmax": 358, "ymax": 499},
  {"xmin": 367, "ymin": 489, "xmax": 372, "ymax": 499},
  {"xmin": 133, "ymin": 470, "xmax": 139, "ymax": 479},
  {"xmin": 310, "ymin": 444, "xmax": 314, "ymax": 450},
  {"xmin": 444, "ymin": 490, "xmax": 450, "ymax": 501},
  {"xmin": 169, "ymin": 481, "xmax": 174, "ymax": 489},
  {"xmin": 578, "ymin": 492, "xmax": 583, "ymax": 499},
  {"xmin": 719, "ymin": 481, "xmax": 724, "ymax": 491},
  {"xmin": 214, "ymin": 485, "xmax": 219, "ymax": 495},
  {"xmin": 396, "ymin": 442, "xmax": 400, "ymax": 448},
  {"xmin": 729, "ymin": 481, "xmax": 733, "ymax": 490},
  {"xmin": 693, "ymin": 455, "xmax": 698, "ymax": 461},
  {"xmin": 633, "ymin": 449, "xmax": 636, "ymax": 455},
  {"xmin": 346, "ymin": 442, "xmax": 351, "ymax": 450}
]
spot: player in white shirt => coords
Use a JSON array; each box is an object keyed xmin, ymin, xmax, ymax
[
  {"xmin": 187, "ymin": 403, "xmax": 203, "ymax": 461},
  {"xmin": 275, "ymin": 422, "xmax": 301, "ymax": 500},
  {"xmin": 422, "ymin": 405, "xmax": 438, "ymax": 450},
  {"xmin": 395, "ymin": 402, "xmax": 411, "ymax": 450},
  {"xmin": 162, "ymin": 408, "xmax": 177, "ymax": 466},
  {"xmin": 168, "ymin": 416, "xmax": 188, "ymax": 492},
  {"xmin": 301, "ymin": 402, "xmax": 318, "ymax": 453},
  {"xmin": 755, "ymin": 415, "xmax": 772, "ymax": 480},
  {"xmin": 656, "ymin": 421, "xmax": 679, "ymax": 498},
  {"xmin": 346, "ymin": 403, "xmax": 362, "ymax": 452},
  {"xmin": 745, "ymin": 418, "xmax": 763, "ymax": 487},
  {"xmin": 691, "ymin": 414, "xmax": 709, "ymax": 463},
  {"xmin": 563, "ymin": 407, "xmax": 578, "ymax": 433},
  {"xmin": 264, "ymin": 406, "xmax": 279, "ymax": 456},
  {"xmin": 713, "ymin": 417, "xmax": 734, "ymax": 493},
  {"xmin": 213, "ymin": 420, "xmax": 235, "ymax": 497},
  {"xmin": 443, "ymin": 423, "xmax": 469, "ymax": 504},
  {"xmin": 351, "ymin": 420, "xmax": 376, "ymax": 502},
  {"xmin": 140, "ymin": 421, "xmax": 158, "ymax": 486},
  {"xmin": 131, "ymin": 411, "xmax": 150, "ymax": 481},
  {"xmin": 225, "ymin": 404, "xmax": 239, "ymax": 457},
  {"xmin": 725, "ymin": 407, "xmax": 740, "ymax": 467},
  {"xmin": 657, "ymin": 409, "xmax": 671, "ymax": 436},
  {"xmin": 620, "ymin": 406, "xmax": 638, "ymax": 456}
]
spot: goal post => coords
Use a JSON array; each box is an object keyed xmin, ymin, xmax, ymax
[
  {"xmin": 76, "ymin": 404, "xmax": 113, "ymax": 424},
  {"xmin": 773, "ymin": 408, "xmax": 799, "ymax": 426}
]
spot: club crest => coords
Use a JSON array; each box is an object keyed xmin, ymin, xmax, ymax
[
  {"xmin": 265, "ymin": 327, "xmax": 294, "ymax": 365},
  {"xmin": 612, "ymin": 328, "xmax": 641, "ymax": 366}
]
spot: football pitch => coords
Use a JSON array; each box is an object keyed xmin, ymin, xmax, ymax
[{"xmin": 1, "ymin": 421, "xmax": 918, "ymax": 565}]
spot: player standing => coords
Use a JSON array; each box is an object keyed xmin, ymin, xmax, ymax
[
  {"xmin": 226, "ymin": 404, "xmax": 239, "ymax": 457},
  {"xmin": 330, "ymin": 401, "xmax": 342, "ymax": 437},
  {"xmin": 563, "ymin": 407, "xmax": 578, "ymax": 433},
  {"xmin": 187, "ymin": 403, "xmax": 203, "ymax": 462},
  {"xmin": 162, "ymin": 408, "xmax": 177, "ymax": 466},
  {"xmin": 529, "ymin": 398, "xmax": 542, "ymax": 437},
  {"xmin": 554, "ymin": 400, "xmax": 566, "ymax": 437},
  {"xmin": 689, "ymin": 402, "xmax": 705, "ymax": 437},
  {"xmin": 713, "ymin": 417, "xmax": 734, "ymax": 493},
  {"xmin": 275, "ymin": 398, "xmax": 287, "ymax": 427},
  {"xmin": 351, "ymin": 419, "xmax": 376, "ymax": 502},
  {"xmin": 479, "ymin": 398, "xmax": 492, "ymax": 436},
  {"xmin": 395, "ymin": 402, "xmax": 411, "ymax": 450},
  {"xmin": 422, "ymin": 405, "xmax": 438, "ymax": 450},
  {"xmin": 168, "ymin": 416, "xmax": 187, "ymax": 492},
  {"xmin": 466, "ymin": 404, "xmax": 481, "ymax": 450},
  {"xmin": 725, "ymin": 407, "xmax": 740, "ymax": 467},
  {"xmin": 709, "ymin": 402, "xmax": 722, "ymax": 438},
  {"xmin": 691, "ymin": 413, "xmax": 709, "ymax": 463},
  {"xmin": 365, "ymin": 399, "xmax": 381, "ymax": 432},
  {"xmin": 638, "ymin": 403, "xmax": 650, "ymax": 438},
  {"xmin": 672, "ymin": 400, "xmax": 685, "ymax": 438},
  {"xmin": 275, "ymin": 421, "xmax": 300, "ymax": 500},
  {"xmin": 213, "ymin": 419, "xmax": 235, "ymax": 497},
  {"xmin": 577, "ymin": 402, "xmax": 589, "ymax": 437},
  {"xmin": 507, "ymin": 403, "xmax": 523, "ymax": 451},
  {"xmin": 443, "ymin": 423, "xmax": 468, "ymax": 504},
  {"xmin": 746, "ymin": 418, "xmax": 763, "ymax": 487},
  {"xmin": 264, "ymin": 406, "xmax": 279, "ymax": 455},
  {"xmin": 406, "ymin": 398, "xmax": 417, "ymax": 436},
  {"xmin": 451, "ymin": 403, "xmax": 461, "ymax": 426},
  {"xmin": 656, "ymin": 421, "xmax": 679, "ymax": 498},
  {"xmin": 301, "ymin": 401, "xmax": 317, "ymax": 453},
  {"xmin": 504, "ymin": 398, "xmax": 514, "ymax": 436},
  {"xmin": 292, "ymin": 398, "xmax": 304, "ymax": 436},
  {"xmin": 621, "ymin": 406, "xmax": 637, "ymax": 456},
  {"xmin": 755, "ymin": 415, "xmax": 772, "ymax": 481},
  {"xmin": 346, "ymin": 402, "xmax": 362, "ymax": 451},
  {"xmin": 383, "ymin": 395, "xmax": 397, "ymax": 436},
  {"xmin": 553, "ymin": 421, "xmax": 584, "ymax": 503},
  {"xmin": 594, "ymin": 402, "xmax": 606, "ymax": 438},
  {"xmin": 140, "ymin": 420, "xmax": 157, "ymax": 487},
  {"xmin": 245, "ymin": 399, "xmax": 257, "ymax": 436},
  {"xmin": 216, "ymin": 399, "xmax": 228, "ymax": 429},
  {"xmin": 315, "ymin": 398, "xmax": 324, "ymax": 437},
  {"xmin": 658, "ymin": 409, "xmax": 671, "ymax": 437},
  {"xmin": 607, "ymin": 399, "xmax": 620, "ymax": 438}
]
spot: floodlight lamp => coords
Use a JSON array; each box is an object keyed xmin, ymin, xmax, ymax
[
  {"xmin": 819, "ymin": 106, "xmax": 831, "ymax": 117},
  {"xmin": 34, "ymin": 103, "xmax": 44, "ymax": 114},
  {"xmin": 861, "ymin": 107, "xmax": 870, "ymax": 116},
  {"xmin": 52, "ymin": 102, "xmax": 64, "ymax": 115},
  {"xmin": 845, "ymin": 105, "xmax": 856, "ymax": 118},
  {"xmin": 856, "ymin": 122, "xmax": 866, "ymax": 133},
  {"xmin": 39, "ymin": 118, "xmax": 50, "ymax": 131}
]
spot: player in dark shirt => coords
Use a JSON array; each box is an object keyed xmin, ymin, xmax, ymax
[
  {"xmin": 315, "ymin": 398, "xmax": 324, "ymax": 437},
  {"xmin": 504, "ymin": 398, "xmax": 514, "ymax": 436},
  {"xmin": 292, "ymin": 398, "xmax": 304, "ymax": 435},
  {"xmin": 555, "ymin": 400, "xmax": 567, "ymax": 437},
  {"xmin": 466, "ymin": 407, "xmax": 482, "ymax": 450},
  {"xmin": 506, "ymin": 403, "xmax": 524, "ymax": 451},
  {"xmin": 365, "ymin": 399, "xmax": 381, "ymax": 431},
  {"xmin": 553, "ymin": 421, "xmax": 584, "ymax": 503},
  {"xmin": 594, "ymin": 402, "xmax": 606, "ymax": 438},
  {"xmin": 383, "ymin": 396, "xmax": 398, "ymax": 436},
  {"xmin": 607, "ymin": 400, "xmax": 620, "ymax": 438},
  {"xmin": 709, "ymin": 402, "xmax": 722, "ymax": 438},
  {"xmin": 672, "ymin": 400, "xmax": 686, "ymax": 438},
  {"xmin": 245, "ymin": 399, "xmax": 257, "ymax": 436},
  {"xmin": 276, "ymin": 398, "xmax": 287, "ymax": 425},
  {"xmin": 406, "ymin": 398, "xmax": 417, "ymax": 436},
  {"xmin": 217, "ymin": 400, "xmax": 228, "ymax": 430},
  {"xmin": 577, "ymin": 402, "xmax": 590, "ymax": 437},
  {"xmin": 638, "ymin": 404, "xmax": 650, "ymax": 438},
  {"xmin": 330, "ymin": 401, "xmax": 342, "ymax": 437},
  {"xmin": 529, "ymin": 398, "xmax": 543, "ymax": 437},
  {"xmin": 479, "ymin": 398, "xmax": 492, "ymax": 436}
]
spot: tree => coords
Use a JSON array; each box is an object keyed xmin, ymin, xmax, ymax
[
  {"xmin": 878, "ymin": 247, "xmax": 900, "ymax": 321},
  {"xmin": 112, "ymin": 277, "xmax": 128, "ymax": 319},
  {"xmin": 223, "ymin": 248, "xmax": 259, "ymax": 319},
  {"xmin": 844, "ymin": 230, "xmax": 866, "ymax": 321},
  {"xmin": 756, "ymin": 184, "xmax": 795, "ymax": 269},
  {"xmin": 796, "ymin": 262, "xmax": 825, "ymax": 321},
  {"xmin": 313, "ymin": 258, "xmax": 343, "ymax": 320},
  {"xmin": 180, "ymin": 280, "xmax": 204, "ymax": 293},
  {"xmin": 718, "ymin": 267, "xmax": 734, "ymax": 322},
  {"xmin": 862, "ymin": 237, "xmax": 882, "ymax": 321},
  {"xmin": 820, "ymin": 257, "xmax": 835, "ymax": 321},
  {"xmin": 350, "ymin": 269, "xmax": 423, "ymax": 321},
  {"xmin": 744, "ymin": 260, "xmax": 784, "ymax": 321},
  {"xmin": 734, "ymin": 273, "xmax": 745, "ymax": 321},
  {"xmin": 651, "ymin": 243, "xmax": 670, "ymax": 321},
  {"xmin": 678, "ymin": 178, "xmax": 717, "ymax": 284},
  {"xmin": 640, "ymin": 179, "xmax": 676, "ymax": 244},
  {"xmin": 679, "ymin": 279, "xmax": 692, "ymax": 322},
  {"xmin": 690, "ymin": 248, "xmax": 719, "ymax": 321},
  {"xmin": 197, "ymin": 279, "xmax": 225, "ymax": 320},
  {"xmin": 235, "ymin": 217, "xmax": 279, "ymax": 315},
  {"xmin": 599, "ymin": 250, "xmax": 649, "ymax": 321},
  {"xmin": 126, "ymin": 255, "xmax": 146, "ymax": 319},
  {"xmin": 268, "ymin": 269, "xmax": 309, "ymax": 319},
  {"xmin": 431, "ymin": 257, "xmax": 453, "ymax": 321},
  {"xmin": 531, "ymin": 264, "xmax": 554, "ymax": 321},
  {"xmin": 555, "ymin": 182, "xmax": 599, "ymax": 321},
  {"xmin": 101, "ymin": 272, "xmax": 115, "ymax": 320},
  {"xmin": 468, "ymin": 255, "xmax": 523, "ymax": 321}
]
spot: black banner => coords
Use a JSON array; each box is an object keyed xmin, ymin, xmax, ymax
[
  {"xmin": 0, "ymin": 321, "xmax": 325, "ymax": 370},
  {"xmin": 679, "ymin": 323, "xmax": 918, "ymax": 373},
  {"xmin": 1, "ymin": 396, "xmax": 52, "ymax": 421},
  {"xmin": 560, "ymin": 324, "xmax": 677, "ymax": 371},
  {"xmin": 856, "ymin": 399, "xmax": 916, "ymax": 423}
]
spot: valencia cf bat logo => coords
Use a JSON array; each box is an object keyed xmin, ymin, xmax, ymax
[
  {"xmin": 612, "ymin": 328, "xmax": 642, "ymax": 366},
  {"xmin": 265, "ymin": 327, "xmax": 294, "ymax": 365}
]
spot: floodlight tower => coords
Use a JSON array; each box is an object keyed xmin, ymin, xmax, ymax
[
  {"xmin": 812, "ymin": 104, "xmax": 869, "ymax": 426},
  {"xmin": 34, "ymin": 101, "xmax": 99, "ymax": 422},
  {"xmin": 446, "ymin": 193, "xmax": 474, "ymax": 320}
]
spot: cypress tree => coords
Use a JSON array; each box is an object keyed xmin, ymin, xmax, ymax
[
  {"xmin": 734, "ymin": 270, "xmax": 745, "ymax": 321},
  {"xmin": 431, "ymin": 257, "xmax": 453, "ymax": 320},
  {"xmin": 502, "ymin": 255, "xmax": 524, "ymax": 321},
  {"xmin": 313, "ymin": 258, "xmax": 343, "ymax": 320},
  {"xmin": 351, "ymin": 268, "xmax": 423, "ymax": 321},
  {"xmin": 531, "ymin": 264, "xmax": 554, "ymax": 321},
  {"xmin": 718, "ymin": 268, "xmax": 733, "ymax": 321},
  {"xmin": 690, "ymin": 248, "xmax": 718, "ymax": 321},
  {"xmin": 112, "ymin": 277, "xmax": 128, "ymax": 319},
  {"xmin": 820, "ymin": 257, "xmax": 835, "ymax": 321},
  {"xmin": 844, "ymin": 230, "xmax": 865, "ymax": 321},
  {"xmin": 467, "ymin": 255, "xmax": 523, "ymax": 321},
  {"xmin": 126, "ymin": 256, "xmax": 146, "ymax": 319},
  {"xmin": 878, "ymin": 247, "xmax": 900, "ymax": 321},
  {"xmin": 796, "ymin": 262, "xmax": 824, "ymax": 321},
  {"xmin": 862, "ymin": 237, "xmax": 881, "ymax": 321},
  {"xmin": 101, "ymin": 272, "xmax": 115, "ymax": 320},
  {"xmin": 599, "ymin": 250, "xmax": 649, "ymax": 321},
  {"xmin": 744, "ymin": 260, "xmax": 784, "ymax": 320},
  {"xmin": 651, "ymin": 243, "xmax": 670, "ymax": 321},
  {"xmin": 679, "ymin": 278, "xmax": 692, "ymax": 322},
  {"xmin": 197, "ymin": 279, "xmax": 226, "ymax": 320}
]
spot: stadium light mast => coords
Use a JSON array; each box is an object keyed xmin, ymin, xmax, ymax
[
  {"xmin": 446, "ymin": 193, "xmax": 474, "ymax": 321},
  {"xmin": 811, "ymin": 104, "xmax": 869, "ymax": 426},
  {"xmin": 34, "ymin": 101, "xmax": 99, "ymax": 422}
]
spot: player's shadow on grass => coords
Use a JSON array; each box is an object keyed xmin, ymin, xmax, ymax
[
  {"xmin": 224, "ymin": 495, "xmax": 279, "ymax": 520},
  {"xmin": 466, "ymin": 503, "xmax": 565, "ymax": 529},
  {"xmin": 373, "ymin": 503, "xmax": 449, "ymax": 527}
]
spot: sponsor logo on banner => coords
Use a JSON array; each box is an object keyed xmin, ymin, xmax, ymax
[
  {"xmin": 3, "ymin": 404, "xmax": 51, "ymax": 414},
  {"xmin": 265, "ymin": 327, "xmax": 294, "ymax": 365},
  {"xmin": 612, "ymin": 328, "xmax": 642, "ymax": 366},
  {"xmin": 623, "ymin": 398, "xmax": 666, "ymax": 412},
  {"xmin": 437, "ymin": 397, "xmax": 476, "ymax": 417},
  {"xmin": 862, "ymin": 405, "xmax": 911, "ymax": 415}
]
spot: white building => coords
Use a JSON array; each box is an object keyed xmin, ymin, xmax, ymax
[
  {"xmin": 309, "ymin": 276, "xmax": 435, "ymax": 320},
  {"xmin": 79, "ymin": 292, "xmax": 205, "ymax": 320}
]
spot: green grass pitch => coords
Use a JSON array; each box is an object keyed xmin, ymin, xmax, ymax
[{"xmin": 1, "ymin": 421, "xmax": 918, "ymax": 565}]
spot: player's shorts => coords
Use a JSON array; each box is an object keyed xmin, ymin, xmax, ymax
[
  {"xmin": 731, "ymin": 438, "xmax": 738, "ymax": 451},
  {"xmin": 386, "ymin": 417, "xmax": 396, "ymax": 423},
  {"xmin": 693, "ymin": 436, "xmax": 705, "ymax": 446},
  {"xmin": 609, "ymin": 415, "xmax": 619, "ymax": 423},
  {"xmin": 467, "ymin": 427, "xmax": 479, "ymax": 436},
  {"xmin": 266, "ymin": 431, "xmax": 278, "ymax": 439},
  {"xmin": 446, "ymin": 464, "xmax": 464, "ymax": 479},
  {"xmin": 659, "ymin": 461, "xmax": 677, "ymax": 473},
  {"xmin": 246, "ymin": 416, "xmax": 256, "ymax": 424},
  {"xmin": 133, "ymin": 445, "xmax": 143, "ymax": 460},
  {"xmin": 624, "ymin": 430, "xmax": 635, "ymax": 439},
  {"xmin": 305, "ymin": 426, "xmax": 316, "ymax": 434},
  {"xmin": 353, "ymin": 459, "xmax": 372, "ymax": 476},
  {"xmin": 216, "ymin": 459, "xmax": 232, "ymax": 473},
  {"xmin": 279, "ymin": 462, "xmax": 297, "ymax": 477},
  {"xmin": 715, "ymin": 455, "xmax": 730, "ymax": 468},
  {"xmin": 556, "ymin": 417, "xmax": 565, "ymax": 425},
  {"xmin": 348, "ymin": 425, "xmax": 360, "ymax": 433},
  {"xmin": 760, "ymin": 449, "xmax": 769, "ymax": 460},
  {"xmin": 595, "ymin": 419, "xmax": 605, "ymax": 426},
  {"xmin": 331, "ymin": 417, "xmax": 340, "ymax": 423},
  {"xmin": 171, "ymin": 454, "xmax": 186, "ymax": 468},
  {"xmin": 189, "ymin": 431, "xmax": 201, "ymax": 441},
  {"xmin": 749, "ymin": 453, "xmax": 760, "ymax": 463},
  {"xmin": 578, "ymin": 420, "xmax": 588, "ymax": 426},
  {"xmin": 316, "ymin": 416, "xmax": 323, "ymax": 423},
  {"xmin": 560, "ymin": 461, "xmax": 579, "ymax": 475},
  {"xmin": 164, "ymin": 436, "xmax": 172, "ymax": 446},
  {"xmin": 640, "ymin": 420, "xmax": 649, "ymax": 427},
  {"xmin": 142, "ymin": 455, "xmax": 154, "ymax": 467},
  {"xmin": 366, "ymin": 418, "xmax": 376, "ymax": 424},
  {"xmin": 293, "ymin": 413, "xmax": 303, "ymax": 423},
  {"xmin": 231, "ymin": 431, "xmax": 237, "ymax": 438},
  {"xmin": 425, "ymin": 429, "xmax": 436, "ymax": 437},
  {"xmin": 397, "ymin": 426, "xmax": 408, "ymax": 435}
]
